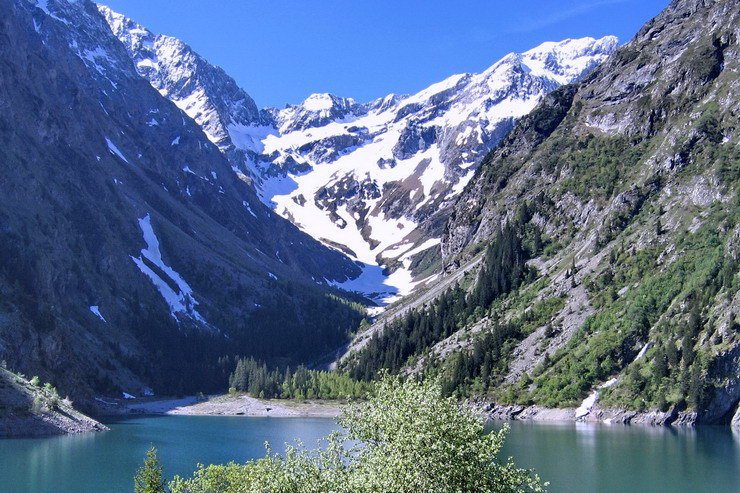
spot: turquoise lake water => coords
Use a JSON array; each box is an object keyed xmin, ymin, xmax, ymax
[{"xmin": 0, "ymin": 416, "xmax": 737, "ymax": 492}]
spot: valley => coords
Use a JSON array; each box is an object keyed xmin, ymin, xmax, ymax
[{"xmin": 0, "ymin": 0, "xmax": 738, "ymax": 490}]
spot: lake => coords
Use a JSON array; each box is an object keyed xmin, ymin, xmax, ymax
[{"xmin": 0, "ymin": 416, "xmax": 737, "ymax": 492}]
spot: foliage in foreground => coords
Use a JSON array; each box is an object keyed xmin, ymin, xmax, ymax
[{"xmin": 168, "ymin": 375, "xmax": 543, "ymax": 492}]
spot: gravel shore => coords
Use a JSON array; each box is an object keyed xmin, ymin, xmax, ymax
[{"xmin": 108, "ymin": 393, "xmax": 343, "ymax": 418}]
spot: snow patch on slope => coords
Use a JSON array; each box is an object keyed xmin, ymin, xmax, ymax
[
  {"xmin": 89, "ymin": 305, "xmax": 106, "ymax": 322},
  {"xmin": 105, "ymin": 137, "xmax": 129, "ymax": 163},
  {"xmin": 130, "ymin": 214, "xmax": 207, "ymax": 324}
]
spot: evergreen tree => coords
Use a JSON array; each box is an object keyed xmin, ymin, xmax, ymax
[
  {"xmin": 652, "ymin": 347, "xmax": 668, "ymax": 381},
  {"xmin": 134, "ymin": 447, "xmax": 166, "ymax": 493},
  {"xmin": 688, "ymin": 361, "xmax": 707, "ymax": 410}
]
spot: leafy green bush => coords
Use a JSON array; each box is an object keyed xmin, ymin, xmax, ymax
[
  {"xmin": 31, "ymin": 396, "xmax": 45, "ymax": 414},
  {"xmin": 169, "ymin": 376, "xmax": 543, "ymax": 493}
]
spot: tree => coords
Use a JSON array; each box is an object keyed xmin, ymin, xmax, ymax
[
  {"xmin": 688, "ymin": 361, "xmax": 708, "ymax": 411},
  {"xmin": 169, "ymin": 375, "xmax": 543, "ymax": 492},
  {"xmin": 135, "ymin": 447, "xmax": 166, "ymax": 493}
]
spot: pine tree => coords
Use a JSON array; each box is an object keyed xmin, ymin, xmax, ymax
[
  {"xmin": 688, "ymin": 362, "xmax": 707, "ymax": 410},
  {"xmin": 134, "ymin": 447, "xmax": 166, "ymax": 493},
  {"xmin": 652, "ymin": 347, "xmax": 668, "ymax": 381}
]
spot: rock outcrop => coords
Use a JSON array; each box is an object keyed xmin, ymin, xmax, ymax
[{"xmin": 0, "ymin": 367, "xmax": 107, "ymax": 437}]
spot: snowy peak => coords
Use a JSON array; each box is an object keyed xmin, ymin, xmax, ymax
[
  {"xmin": 250, "ymin": 36, "xmax": 617, "ymax": 301},
  {"xmin": 520, "ymin": 36, "xmax": 619, "ymax": 84},
  {"xmin": 273, "ymin": 93, "xmax": 365, "ymax": 133},
  {"xmin": 100, "ymin": 7, "xmax": 617, "ymax": 303},
  {"xmin": 301, "ymin": 93, "xmax": 354, "ymax": 112},
  {"xmin": 98, "ymin": 4, "xmax": 268, "ymax": 179}
]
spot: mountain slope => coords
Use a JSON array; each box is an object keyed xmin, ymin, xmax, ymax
[
  {"xmin": 98, "ymin": 7, "xmax": 617, "ymax": 302},
  {"xmin": 343, "ymin": 0, "xmax": 739, "ymax": 425},
  {"xmin": 0, "ymin": 0, "xmax": 365, "ymax": 403}
]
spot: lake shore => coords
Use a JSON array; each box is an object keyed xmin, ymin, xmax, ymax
[
  {"xmin": 479, "ymin": 402, "xmax": 726, "ymax": 427},
  {"xmin": 95, "ymin": 393, "xmax": 343, "ymax": 418}
]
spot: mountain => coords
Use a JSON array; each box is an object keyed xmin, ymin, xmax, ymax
[
  {"xmin": 342, "ymin": 0, "xmax": 739, "ymax": 425},
  {"xmin": 98, "ymin": 6, "xmax": 617, "ymax": 302},
  {"xmin": 259, "ymin": 38, "xmax": 617, "ymax": 301},
  {"xmin": 0, "ymin": 0, "xmax": 366, "ymax": 403}
]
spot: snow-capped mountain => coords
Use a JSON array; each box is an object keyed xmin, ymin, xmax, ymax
[
  {"xmin": 258, "ymin": 36, "xmax": 618, "ymax": 298},
  {"xmin": 100, "ymin": 5, "xmax": 617, "ymax": 302}
]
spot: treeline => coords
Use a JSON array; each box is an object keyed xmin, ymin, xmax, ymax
[
  {"xmin": 229, "ymin": 357, "xmax": 372, "ymax": 399},
  {"xmin": 441, "ymin": 322, "xmax": 520, "ymax": 397},
  {"xmin": 349, "ymin": 202, "xmax": 547, "ymax": 382}
]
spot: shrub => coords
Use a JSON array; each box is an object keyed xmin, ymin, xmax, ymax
[
  {"xmin": 31, "ymin": 396, "xmax": 45, "ymax": 414},
  {"xmin": 169, "ymin": 375, "xmax": 543, "ymax": 492}
]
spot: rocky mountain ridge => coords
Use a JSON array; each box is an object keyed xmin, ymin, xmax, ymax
[
  {"xmin": 0, "ymin": 0, "xmax": 365, "ymax": 403},
  {"xmin": 99, "ymin": 5, "xmax": 618, "ymax": 302}
]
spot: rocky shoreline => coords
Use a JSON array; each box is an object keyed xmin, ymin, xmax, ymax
[
  {"xmin": 481, "ymin": 402, "xmax": 740, "ymax": 427},
  {"xmin": 0, "ymin": 411, "xmax": 108, "ymax": 438},
  {"xmin": 0, "ymin": 368, "xmax": 108, "ymax": 438}
]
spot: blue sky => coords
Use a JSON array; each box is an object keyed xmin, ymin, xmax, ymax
[{"xmin": 101, "ymin": 0, "xmax": 668, "ymax": 108}]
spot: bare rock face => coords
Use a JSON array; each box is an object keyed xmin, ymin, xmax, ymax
[
  {"xmin": 430, "ymin": 0, "xmax": 739, "ymax": 425},
  {"xmin": 443, "ymin": 0, "xmax": 738, "ymax": 263}
]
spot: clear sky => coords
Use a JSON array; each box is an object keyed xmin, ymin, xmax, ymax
[{"xmin": 100, "ymin": 0, "xmax": 669, "ymax": 108}]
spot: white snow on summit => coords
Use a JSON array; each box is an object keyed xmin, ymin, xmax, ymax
[
  {"xmin": 248, "ymin": 37, "xmax": 617, "ymax": 300},
  {"xmin": 99, "ymin": 7, "xmax": 617, "ymax": 304}
]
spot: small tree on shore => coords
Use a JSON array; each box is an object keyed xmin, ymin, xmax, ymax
[{"xmin": 135, "ymin": 446, "xmax": 166, "ymax": 493}]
